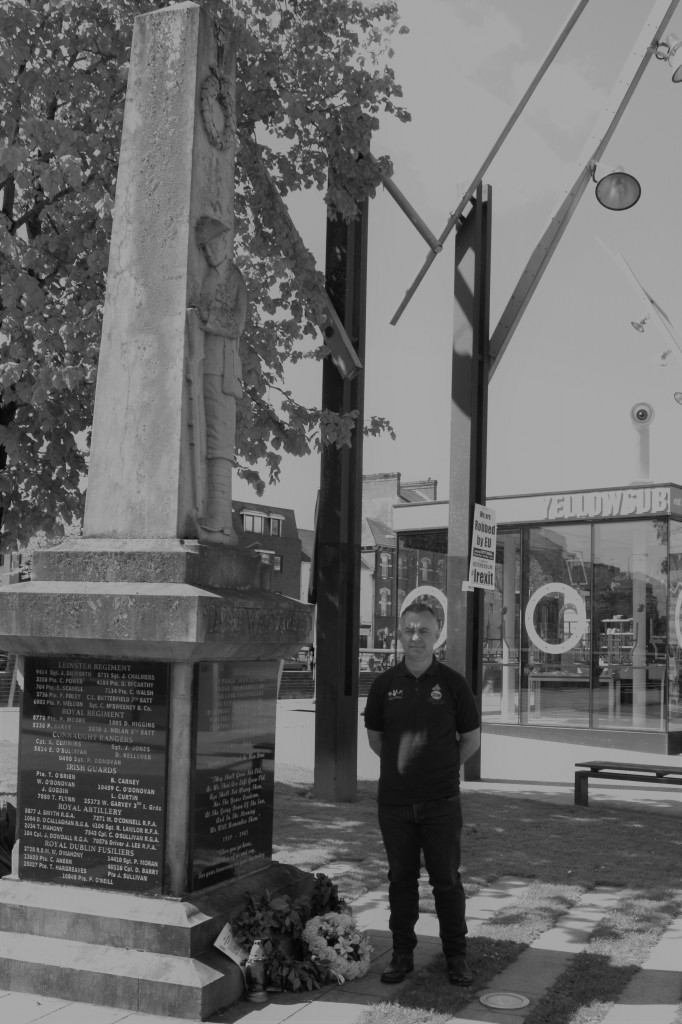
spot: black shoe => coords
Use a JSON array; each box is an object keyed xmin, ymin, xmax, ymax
[
  {"xmin": 447, "ymin": 957, "xmax": 473, "ymax": 985},
  {"xmin": 380, "ymin": 953, "xmax": 414, "ymax": 984}
]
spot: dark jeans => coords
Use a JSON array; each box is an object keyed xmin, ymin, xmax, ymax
[{"xmin": 378, "ymin": 795, "xmax": 466, "ymax": 958}]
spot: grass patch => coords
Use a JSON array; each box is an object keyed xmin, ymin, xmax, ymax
[
  {"xmin": 351, "ymin": 1006, "xmax": 454, "ymax": 1024},
  {"xmin": 274, "ymin": 782, "xmax": 682, "ymax": 898},
  {"xmin": 394, "ymin": 937, "xmax": 526, "ymax": 1018},
  {"xmin": 272, "ymin": 782, "xmax": 682, "ymax": 1024},
  {"xmin": 525, "ymin": 954, "xmax": 637, "ymax": 1024}
]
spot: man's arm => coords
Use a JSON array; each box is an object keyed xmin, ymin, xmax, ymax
[
  {"xmin": 367, "ymin": 729, "xmax": 383, "ymax": 757},
  {"xmin": 458, "ymin": 728, "xmax": 480, "ymax": 764}
]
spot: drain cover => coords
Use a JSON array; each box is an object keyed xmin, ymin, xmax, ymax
[{"xmin": 479, "ymin": 991, "xmax": 531, "ymax": 1009}]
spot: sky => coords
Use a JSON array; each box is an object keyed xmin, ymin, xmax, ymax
[{"xmin": 232, "ymin": 0, "xmax": 682, "ymax": 530}]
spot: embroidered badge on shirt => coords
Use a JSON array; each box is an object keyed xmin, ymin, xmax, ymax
[
  {"xmin": 387, "ymin": 688, "xmax": 404, "ymax": 701},
  {"xmin": 428, "ymin": 684, "xmax": 443, "ymax": 705}
]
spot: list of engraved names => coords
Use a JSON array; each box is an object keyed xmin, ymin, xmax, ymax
[{"xmin": 20, "ymin": 657, "xmax": 169, "ymax": 893}]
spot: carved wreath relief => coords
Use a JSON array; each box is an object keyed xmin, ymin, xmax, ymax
[{"xmin": 200, "ymin": 67, "xmax": 235, "ymax": 151}]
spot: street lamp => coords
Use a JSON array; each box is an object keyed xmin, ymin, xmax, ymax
[
  {"xmin": 591, "ymin": 163, "xmax": 642, "ymax": 211},
  {"xmin": 655, "ymin": 32, "xmax": 682, "ymax": 81}
]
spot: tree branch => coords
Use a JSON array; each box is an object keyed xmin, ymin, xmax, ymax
[{"xmin": 10, "ymin": 186, "xmax": 74, "ymax": 234}]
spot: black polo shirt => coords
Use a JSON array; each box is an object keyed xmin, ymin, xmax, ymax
[{"xmin": 364, "ymin": 657, "xmax": 480, "ymax": 804}]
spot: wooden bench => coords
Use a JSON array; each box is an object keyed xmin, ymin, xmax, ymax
[{"xmin": 574, "ymin": 760, "xmax": 682, "ymax": 806}]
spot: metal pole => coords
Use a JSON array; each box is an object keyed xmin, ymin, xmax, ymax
[
  {"xmin": 364, "ymin": 152, "xmax": 442, "ymax": 252},
  {"xmin": 313, "ymin": 199, "xmax": 368, "ymax": 802},
  {"xmin": 446, "ymin": 184, "xmax": 492, "ymax": 782}
]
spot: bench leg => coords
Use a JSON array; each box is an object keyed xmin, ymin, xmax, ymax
[{"xmin": 574, "ymin": 771, "xmax": 589, "ymax": 806}]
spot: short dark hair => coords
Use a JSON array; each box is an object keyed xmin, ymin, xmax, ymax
[{"xmin": 400, "ymin": 600, "xmax": 441, "ymax": 627}]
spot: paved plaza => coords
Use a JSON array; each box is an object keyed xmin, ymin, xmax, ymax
[
  {"xmin": 1, "ymin": 701, "xmax": 681, "ymax": 1022},
  {"xmin": 2, "ymin": 871, "xmax": 681, "ymax": 1024}
]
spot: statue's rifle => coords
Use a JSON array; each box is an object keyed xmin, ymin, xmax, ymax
[{"xmin": 185, "ymin": 309, "xmax": 207, "ymax": 521}]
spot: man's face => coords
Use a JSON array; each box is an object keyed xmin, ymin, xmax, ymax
[{"xmin": 398, "ymin": 610, "xmax": 439, "ymax": 660}]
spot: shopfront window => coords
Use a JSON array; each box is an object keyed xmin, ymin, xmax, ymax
[
  {"xmin": 396, "ymin": 530, "xmax": 448, "ymax": 657},
  {"xmin": 400, "ymin": 512, "xmax": 681, "ymax": 743},
  {"xmin": 667, "ymin": 522, "xmax": 682, "ymax": 733},
  {"xmin": 482, "ymin": 530, "xmax": 521, "ymax": 724},
  {"xmin": 592, "ymin": 520, "xmax": 668, "ymax": 732},
  {"xmin": 523, "ymin": 523, "xmax": 592, "ymax": 727}
]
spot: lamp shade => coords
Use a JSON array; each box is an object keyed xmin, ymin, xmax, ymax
[
  {"xmin": 661, "ymin": 34, "xmax": 682, "ymax": 80},
  {"xmin": 594, "ymin": 169, "xmax": 641, "ymax": 211}
]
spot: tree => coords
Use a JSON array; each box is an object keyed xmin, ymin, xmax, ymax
[{"xmin": 0, "ymin": 0, "xmax": 408, "ymax": 547}]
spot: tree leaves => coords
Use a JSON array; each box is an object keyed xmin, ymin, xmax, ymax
[{"xmin": 0, "ymin": 0, "xmax": 406, "ymax": 546}]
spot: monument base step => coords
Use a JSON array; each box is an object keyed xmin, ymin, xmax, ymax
[
  {"xmin": 0, "ymin": 928, "xmax": 239, "ymax": 1019},
  {"xmin": 0, "ymin": 863, "xmax": 311, "ymax": 957},
  {"xmin": 0, "ymin": 863, "xmax": 314, "ymax": 1019}
]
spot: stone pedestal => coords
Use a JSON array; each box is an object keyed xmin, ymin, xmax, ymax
[{"xmin": 0, "ymin": 542, "xmax": 314, "ymax": 1018}]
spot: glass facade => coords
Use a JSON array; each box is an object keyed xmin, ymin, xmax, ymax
[
  {"xmin": 394, "ymin": 530, "xmax": 448, "ymax": 657},
  {"xmin": 483, "ymin": 518, "xmax": 682, "ymax": 737},
  {"xmin": 395, "ymin": 497, "xmax": 682, "ymax": 748}
]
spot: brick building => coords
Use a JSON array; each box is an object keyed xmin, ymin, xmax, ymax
[
  {"xmin": 360, "ymin": 473, "xmax": 438, "ymax": 649},
  {"xmin": 231, "ymin": 500, "xmax": 303, "ymax": 600}
]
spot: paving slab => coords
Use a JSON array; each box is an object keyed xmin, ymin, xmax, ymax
[
  {"xmin": 480, "ymin": 947, "xmax": 573, "ymax": 1000},
  {"xmin": 0, "ymin": 991, "xmax": 72, "ymax": 1024},
  {"xmin": 211, "ymin": 994, "xmax": 317, "ymax": 1024},
  {"xmin": 280, "ymin": 993, "xmax": 380, "ymax": 1024},
  {"xmin": 454, "ymin": 886, "xmax": 626, "ymax": 1022},
  {"xmin": 455, "ymin": 1006, "xmax": 529, "ymax": 1024},
  {"xmin": 598, "ymin": 908, "xmax": 682, "ymax": 1024},
  {"xmin": 466, "ymin": 877, "xmax": 533, "ymax": 934},
  {"xmin": 16, "ymin": 1002, "xmax": 132, "ymax": 1024},
  {"xmin": 530, "ymin": 886, "xmax": 622, "ymax": 952}
]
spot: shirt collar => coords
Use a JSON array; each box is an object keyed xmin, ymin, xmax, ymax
[{"xmin": 399, "ymin": 656, "xmax": 439, "ymax": 681}]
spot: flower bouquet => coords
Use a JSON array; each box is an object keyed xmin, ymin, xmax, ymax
[{"xmin": 302, "ymin": 912, "xmax": 372, "ymax": 983}]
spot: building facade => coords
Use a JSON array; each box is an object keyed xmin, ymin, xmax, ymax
[
  {"xmin": 360, "ymin": 474, "xmax": 438, "ymax": 653},
  {"xmin": 231, "ymin": 500, "xmax": 302, "ymax": 600},
  {"xmin": 393, "ymin": 483, "xmax": 682, "ymax": 755}
]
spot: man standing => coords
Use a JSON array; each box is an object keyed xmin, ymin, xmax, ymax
[{"xmin": 364, "ymin": 600, "xmax": 480, "ymax": 986}]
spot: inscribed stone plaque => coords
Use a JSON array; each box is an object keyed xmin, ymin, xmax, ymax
[
  {"xmin": 19, "ymin": 656, "xmax": 169, "ymax": 893},
  {"xmin": 191, "ymin": 660, "xmax": 278, "ymax": 889}
]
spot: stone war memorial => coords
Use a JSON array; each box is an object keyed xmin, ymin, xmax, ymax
[{"xmin": 0, "ymin": 5, "xmax": 313, "ymax": 1019}]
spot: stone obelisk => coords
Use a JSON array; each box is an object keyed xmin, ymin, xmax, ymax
[{"xmin": 0, "ymin": 5, "xmax": 312, "ymax": 1019}]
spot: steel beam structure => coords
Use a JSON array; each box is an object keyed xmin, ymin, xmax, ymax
[
  {"xmin": 489, "ymin": 0, "xmax": 680, "ymax": 377},
  {"xmin": 391, "ymin": 0, "xmax": 590, "ymax": 326},
  {"xmin": 446, "ymin": 185, "xmax": 492, "ymax": 783},
  {"xmin": 313, "ymin": 202, "xmax": 368, "ymax": 802}
]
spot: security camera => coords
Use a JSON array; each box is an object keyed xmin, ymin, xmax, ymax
[{"xmin": 631, "ymin": 402, "xmax": 654, "ymax": 425}]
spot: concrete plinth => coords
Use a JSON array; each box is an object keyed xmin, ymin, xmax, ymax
[
  {"xmin": 0, "ymin": 865, "xmax": 313, "ymax": 1019},
  {"xmin": 0, "ymin": 544, "xmax": 313, "ymax": 1018},
  {"xmin": 0, "ymin": 543, "xmax": 313, "ymax": 1021}
]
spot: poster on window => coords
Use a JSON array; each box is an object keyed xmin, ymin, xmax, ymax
[{"xmin": 467, "ymin": 504, "xmax": 497, "ymax": 591}]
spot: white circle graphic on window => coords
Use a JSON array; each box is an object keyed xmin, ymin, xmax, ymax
[
  {"xmin": 400, "ymin": 585, "xmax": 447, "ymax": 649},
  {"xmin": 524, "ymin": 582, "xmax": 587, "ymax": 654}
]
